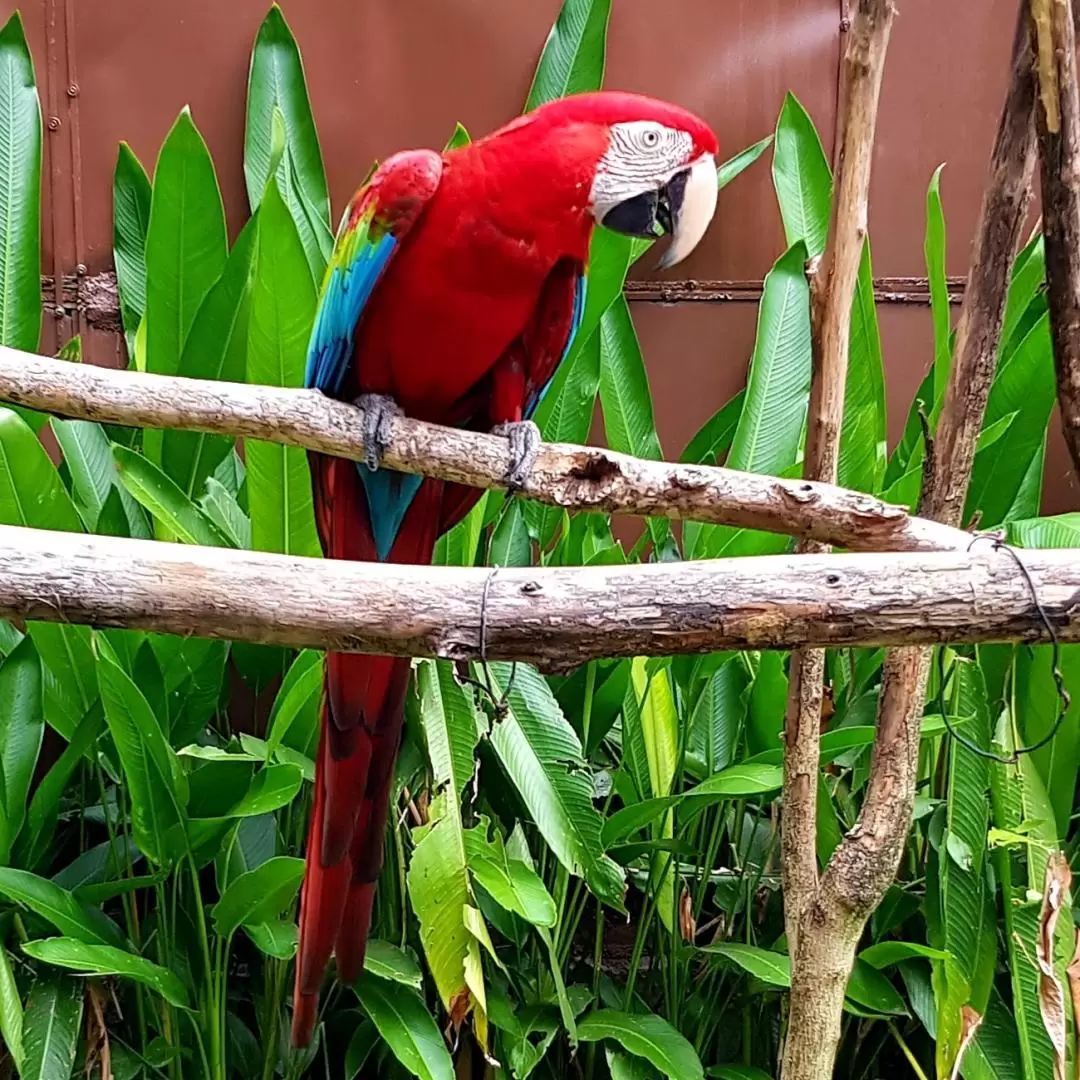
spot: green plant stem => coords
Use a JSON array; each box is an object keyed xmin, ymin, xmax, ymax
[
  {"xmin": 581, "ymin": 661, "xmax": 597, "ymax": 750},
  {"xmin": 188, "ymin": 855, "xmax": 224, "ymax": 1080},
  {"xmin": 887, "ymin": 1021, "xmax": 930, "ymax": 1080}
]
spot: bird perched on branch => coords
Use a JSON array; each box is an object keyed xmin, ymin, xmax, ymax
[{"xmin": 293, "ymin": 90, "xmax": 719, "ymax": 1046}]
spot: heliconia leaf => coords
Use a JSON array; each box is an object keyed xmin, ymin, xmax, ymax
[
  {"xmin": 0, "ymin": 638, "xmax": 43, "ymax": 862},
  {"xmin": 464, "ymin": 818, "xmax": 557, "ymax": 928},
  {"xmin": 772, "ymin": 93, "xmax": 832, "ymax": 259},
  {"xmin": 1009, "ymin": 512, "xmax": 1080, "ymax": 550},
  {"xmin": 692, "ymin": 243, "xmax": 811, "ymax": 559},
  {"xmin": 243, "ymin": 919, "xmax": 297, "ymax": 960},
  {"xmin": 444, "ymin": 122, "xmax": 471, "ymax": 151},
  {"xmin": 246, "ymin": 168, "xmax": 320, "ymax": 558},
  {"xmin": 858, "ymin": 941, "xmax": 951, "ymax": 969},
  {"xmin": 353, "ymin": 972, "xmax": 454, "ymax": 1080},
  {"xmin": 162, "ymin": 217, "xmax": 257, "ymax": 498},
  {"xmin": 363, "ymin": 940, "xmax": 424, "ymax": 991},
  {"xmin": 0, "ymin": 13, "xmax": 42, "ymax": 357},
  {"xmin": 113, "ymin": 445, "xmax": 232, "ymax": 548},
  {"xmin": 265, "ymin": 648, "xmax": 322, "ymax": 758},
  {"xmin": 485, "ymin": 663, "xmax": 625, "ymax": 908},
  {"xmin": 719, "ymin": 135, "xmax": 773, "ymax": 191},
  {"xmin": 19, "ymin": 974, "xmax": 82, "ymax": 1080},
  {"xmin": 489, "ymin": 498, "xmax": 533, "ymax": 568},
  {"xmin": 407, "ymin": 661, "xmax": 483, "ymax": 1012},
  {"xmin": 699, "ymin": 942, "xmax": 791, "ymax": 987},
  {"xmin": 22, "ymin": 938, "xmax": 190, "ymax": 1010},
  {"xmin": 575, "ymin": 1009, "xmax": 704, "ymax": 1080},
  {"xmin": 211, "ymin": 855, "xmax": 304, "ymax": 937},
  {"xmin": 113, "ymin": 143, "xmax": 152, "ymax": 358},
  {"xmin": 925, "ymin": 164, "xmax": 951, "ymax": 405},
  {"xmin": 245, "ymin": 4, "xmax": 329, "ymax": 227},
  {"xmin": 525, "ymin": 0, "xmax": 611, "ymax": 110},
  {"xmin": 51, "ymin": 419, "xmax": 122, "ymax": 531},
  {"xmin": 144, "ymin": 107, "xmax": 227, "ymax": 382},
  {"xmin": 844, "ymin": 960, "xmax": 908, "ymax": 1016},
  {"xmin": 0, "ymin": 868, "xmax": 125, "ymax": 949}
]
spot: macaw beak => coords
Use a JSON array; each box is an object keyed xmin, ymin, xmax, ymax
[{"xmin": 599, "ymin": 153, "xmax": 718, "ymax": 269}]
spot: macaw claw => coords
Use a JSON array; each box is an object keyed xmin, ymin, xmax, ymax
[
  {"xmin": 493, "ymin": 419, "xmax": 541, "ymax": 491},
  {"xmin": 354, "ymin": 393, "xmax": 404, "ymax": 471}
]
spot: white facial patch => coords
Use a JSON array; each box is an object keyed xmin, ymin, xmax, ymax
[{"xmin": 590, "ymin": 122, "xmax": 695, "ymax": 216}]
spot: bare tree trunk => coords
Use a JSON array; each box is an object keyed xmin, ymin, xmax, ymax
[
  {"xmin": 1032, "ymin": 0, "xmax": 1080, "ymax": 479},
  {"xmin": 781, "ymin": 6, "xmax": 1039, "ymax": 1077}
]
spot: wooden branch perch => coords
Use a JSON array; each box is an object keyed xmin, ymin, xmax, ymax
[
  {"xmin": 1032, "ymin": 0, "xmax": 1080, "ymax": 481},
  {"xmin": 0, "ymin": 344, "xmax": 971, "ymax": 553},
  {"xmin": 0, "ymin": 525, "xmax": 1074, "ymax": 662}
]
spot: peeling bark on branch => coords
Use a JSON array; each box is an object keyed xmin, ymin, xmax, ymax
[
  {"xmin": 1032, "ymin": 0, "xmax": 1080, "ymax": 480},
  {"xmin": 0, "ymin": 526, "xmax": 1073, "ymax": 661},
  {"xmin": 0, "ymin": 344, "xmax": 971, "ymax": 554}
]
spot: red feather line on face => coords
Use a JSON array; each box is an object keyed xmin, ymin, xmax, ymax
[{"xmin": 292, "ymin": 89, "xmax": 717, "ymax": 1048}]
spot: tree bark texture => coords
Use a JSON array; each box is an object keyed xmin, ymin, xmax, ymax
[
  {"xmin": 1032, "ymin": 0, "xmax": 1080, "ymax": 480},
  {"xmin": 785, "ymin": 8, "xmax": 1039, "ymax": 1078},
  {"xmin": 0, "ymin": 526, "xmax": 1073, "ymax": 663},
  {"xmin": 782, "ymin": 4, "xmax": 895, "ymax": 1037},
  {"xmin": 0, "ymin": 344, "xmax": 972, "ymax": 555}
]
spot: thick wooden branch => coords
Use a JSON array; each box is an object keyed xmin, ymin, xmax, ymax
[
  {"xmin": 782, "ymin": 5, "xmax": 896, "ymax": 1075},
  {"xmin": 1032, "ymin": 0, "xmax": 1080, "ymax": 480},
  {"xmin": 0, "ymin": 526, "xmax": 1074, "ymax": 662},
  {"xmin": 0, "ymin": 344, "xmax": 971, "ymax": 554}
]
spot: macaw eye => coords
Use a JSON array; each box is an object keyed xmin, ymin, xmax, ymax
[{"xmin": 642, "ymin": 129, "xmax": 660, "ymax": 148}]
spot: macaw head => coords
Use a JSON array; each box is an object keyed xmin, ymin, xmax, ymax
[{"xmin": 524, "ymin": 91, "xmax": 720, "ymax": 268}]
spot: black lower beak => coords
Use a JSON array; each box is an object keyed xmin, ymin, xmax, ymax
[{"xmin": 601, "ymin": 169, "xmax": 691, "ymax": 240}]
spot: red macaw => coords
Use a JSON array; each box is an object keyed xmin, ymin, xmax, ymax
[{"xmin": 293, "ymin": 90, "xmax": 719, "ymax": 1046}]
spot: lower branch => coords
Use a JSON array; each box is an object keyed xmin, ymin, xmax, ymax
[{"xmin": 0, "ymin": 526, "xmax": 1073, "ymax": 662}]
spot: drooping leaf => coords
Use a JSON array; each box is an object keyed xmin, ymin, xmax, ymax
[
  {"xmin": 353, "ymin": 972, "xmax": 454, "ymax": 1080},
  {"xmin": 575, "ymin": 1010, "xmax": 704, "ymax": 1080},
  {"xmin": 0, "ymin": 947, "xmax": 22, "ymax": 1074},
  {"xmin": 22, "ymin": 938, "xmax": 189, "ymax": 1009},
  {"xmin": 265, "ymin": 648, "xmax": 322, "ymax": 757},
  {"xmin": 700, "ymin": 943, "xmax": 791, "ymax": 987},
  {"xmin": 0, "ymin": 13, "xmax": 42, "ymax": 357},
  {"xmin": 464, "ymin": 818, "xmax": 557, "ymax": 928},
  {"xmin": 20, "ymin": 974, "xmax": 82, "ymax": 1080},
  {"xmin": 246, "ymin": 168, "xmax": 320, "ymax": 558},
  {"xmin": 363, "ymin": 940, "xmax": 424, "ymax": 991},
  {"xmin": 525, "ymin": 0, "xmax": 611, "ymax": 110},
  {"xmin": 0, "ymin": 868, "xmax": 125, "ymax": 948},
  {"xmin": 0, "ymin": 637, "xmax": 43, "ymax": 862},
  {"xmin": 485, "ymin": 663, "xmax": 624, "ymax": 908},
  {"xmin": 211, "ymin": 856, "xmax": 304, "ymax": 937}
]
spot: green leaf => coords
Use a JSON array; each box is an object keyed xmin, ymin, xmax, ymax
[
  {"xmin": 700, "ymin": 942, "xmax": 791, "ymax": 987},
  {"xmin": 444, "ymin": 123, "xmax": 471, "ymax": 151},
  {"xmin": 211, "ymin": 855, "xmax": 304, "ymax": 937},
  {"xmin": 0, "ymin": 947, "xmax": 22, "ymax": 1074},
  {"xmin": 1009, "ymin": 512, "xmax": 1080, "ymax": 549},
  {"xmin": 525, "ymin": 0, "xmax": 611, "ymax": 110},
  {"xmin": 407, "ymin": 661, "xmax": 483, "ymax": 1012},
  {"xmin": 353, "ymin": 972, "xmax": 454, "ymax": 1080},
  {"xmin": 162, "ymin": 217, "xmax": 257, "ymax": 497},
  {"xmin": 51, "ymin": 419, "xmax": 117, "ymax": 530},
  {"xmin": 599, "ymin": 297, "xmax": 671, "ymax": 550},
  {"xmin": 858, "ymin": 941, "xmax": 950, "ymax": 969},
  {"xmin": 113, "ymin": 143, "xmax": 152, "ymax": 355},
  {"xmin": 200, "ymin": 477, "xmax": 251, "ymax": 548},
  {"xmin": 363, "ymin": 940, "xmax": 423, "ymax": 991},
  {"xmin": 485, "ymin": 663, "xmax": 624, "ymax": 908},
  {"xmin": 20, "ymin": 974, "xmax": 81, "ymax": 1080},
  {"xmin": 265, "ymin": 648, "xmax": 322, "ymax": 757},
  {"xmin": 463, "ymin": 818, "xmax": 557, "ymax": 928},
  {"xmin": 575, "ymin": 1010, "xmax": 703, "ymax": 1080},
  {"xmin": 245, "ymin": 5, "xmax": 329, "ymax": 227},
  {"xmin": 681, "ymin": 390, "xmax": 745, "ymax": 466},
  {"xmin": 707, "ymin": 1068, "xmax": 773, "ymax": 1080},
  {"xmin": 772, "ymin": 93, "xmax": 832, "ymax": 259},
  {"xmin": 113, "ymin": 445, "xmax": 232, "ymax": 547},
  {"xmin": 693, "ymin": 243, "xmax": 811, "ymax": 558},
  {"xmin": 0, "ymin": 13, "xmax": 42, "ymax": 356},
  {"xmin": 925, "ymin": 164, "xmax": 951, "ymax": 404},
  {"xmin": 144, "ymin": 107, "xmax": 227, "ymax": 383},
  {"xmin": 490, "ymin": 499, "xmax": 532, "ymax": 568},
  {"xmin": 845, "ymin": 960, "xmax": 907, "ymax": 1016},
  {"xmin": 718, "ymin": 136, "xmax": 773, "ymax": 191},
  {"xmin": 246, "ymin": 168, "xmax": 320, "ymax": 558},
  {"xmin": 0, "ymin": 638, "xmax": 43, "ymax": 861},
  {"xmin": 96, "ymin": 635, "xmax": 188, "ymax": 866},
  {"xmin": 22, "ymin": 938, "xmax": 189, "ymax": 1009},
  {"xmin": 243, "ymin": 919, "xmax": 297, "ymax": 960},
  {"xmin": 0, "ymin": 867, "xmax": 125, "ymax": 949}
]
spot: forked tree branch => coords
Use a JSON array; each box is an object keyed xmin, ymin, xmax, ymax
[
  {"xmin": 794, "ymin": 8, "xmax": 1041, "ymax": 1079},
  {"xmin": 0, "ymin": 526, "xmax": 1074, "ymax": 662},
  {"xmin": 782, "ymin": 0, "xmax": 895, "ymax": 1015},
  {"xmin": 0, "ymin": 345, "xmax": 973, "ymax": 554}
]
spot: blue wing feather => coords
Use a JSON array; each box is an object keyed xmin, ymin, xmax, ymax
[{"xmin": 525, "ymin": 271, "xmax": 587, "ymax": 420}]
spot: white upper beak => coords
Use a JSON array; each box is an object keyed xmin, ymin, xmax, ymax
[{"xmin": 657, "ymin": 154, "xmax": 718, "ymax": 270}]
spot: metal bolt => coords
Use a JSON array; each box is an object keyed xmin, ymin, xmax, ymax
[
  {"xmin": 46, "ymin": 116, "xmax": 61, "ymax": 131},
  {"xmin": 75, "ymin": 263, "xmax": 87, "ymax": 276},
  {"xmin": 54, "ymin": 305, "xmax": 66, "ymax": 319},
  {"xmin": 66, "ymin": 84, "xmax": 79, "ymax": 97}
]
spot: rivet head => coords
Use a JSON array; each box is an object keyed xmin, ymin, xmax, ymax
[
  {"xmin": 66, "ymin": 84, "xmax": 79, "ymax": 97},
  {"xmin": 75, "ymin": 263, "xmax": 87, "ymax": 276},
  {"xmin": 46, "ymin": 116, "xmax": 61, "ymax": 131},
  {"xmin": 53, "ymin": 305, "xmax": 66, "ymax": 319}
]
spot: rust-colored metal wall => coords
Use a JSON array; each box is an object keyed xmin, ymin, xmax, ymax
[{"xmin": 15, "ymin": 0, "xmax": 1078, "ymax": 514}]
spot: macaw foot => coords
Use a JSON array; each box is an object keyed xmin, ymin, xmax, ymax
[
  {"xmin": 354, "ymin": 393, "xmax": 403, "ymax": 471},
  {"xmin": 492, "ymin": 420, "xmax": 541, "ymax": 491}
]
